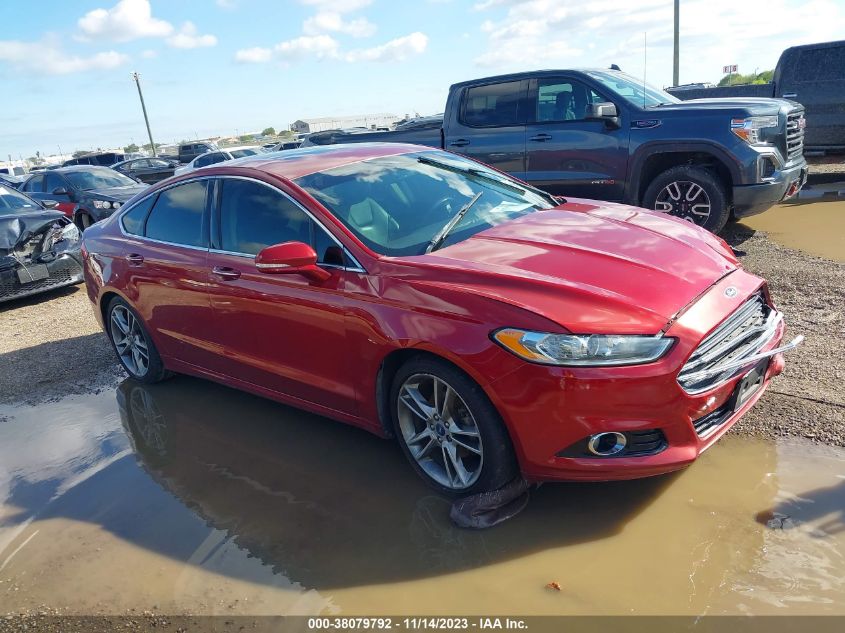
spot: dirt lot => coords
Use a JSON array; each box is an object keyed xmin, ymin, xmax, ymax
[{"xmin": 1, "ymin": 211, "xmax": 843, "ymax": 443}]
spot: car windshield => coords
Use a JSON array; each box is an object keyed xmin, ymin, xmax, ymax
[
  {"xmin": 229, "ymin": 148, "xmax": 266, "ymax": 158},
  {"xmin": 64, "ymin": 169, "xmax": 138, "ymax": 191},
  {"xmin": 586, "ymin": 71, "xmax": 679, "ymax": 108},
  {"xmin": 0, "ymin": 185, "xmax": 41, "ymax": 212},
  {"xmin": 295, "ymin": 150, "xmax": 557, "ymax": 256}
]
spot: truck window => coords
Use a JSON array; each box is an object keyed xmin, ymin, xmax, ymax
[
  {"xmin": 461, "ymin": 81, "xmax": 523, "ymax": 127},
  {"xmin": 536, "ymin": 79, "xmax": 607, "ymax": 122},
  {"xmin": 797, "ymin": 46, "xmax": 845, "ymax": 81}
]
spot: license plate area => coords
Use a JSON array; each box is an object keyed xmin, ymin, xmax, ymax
[
  {"xmin": 16, "ymin": 264, "xmax": 49, "ymax": 284},
  {"xmin": 731, "ymin": 358, "xmax": 770, "ymax": 409}
]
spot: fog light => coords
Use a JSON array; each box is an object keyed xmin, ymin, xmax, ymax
[{"xmin": 587, "ymin": 432, "xmax": 627, "ymax": 456}]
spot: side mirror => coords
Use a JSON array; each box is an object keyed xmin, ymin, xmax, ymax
[
  {"xmin": 255, "ymin": 241, "xmax": 331, "ymax": 282},
  {"xmin": 588, "ymin": 102, "xmax": 620, "ymax": 128},
  {"xmin": 52, "ymin": 187, "xmax": 70, "ymax": 196},
  {"xmin": 42, "ymin": 199, "xmax": 59, "ymax": 209}
]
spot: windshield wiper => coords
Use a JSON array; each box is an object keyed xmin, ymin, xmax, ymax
[{"xmin": 425, "ymin": 191, "xmax": 483, "ymax": 254}]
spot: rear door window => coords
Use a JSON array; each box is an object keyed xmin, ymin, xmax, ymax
[
  {"xmin": 461, "ymin": 81, "xmax": 524, "ymax": 127},
  {"xmin": 121, "ymin": 195, "xmax": 157, "ymax": 236},
  {"xmin": 144, "ymin": 180, "xmax": 208, "ymax": 247}
]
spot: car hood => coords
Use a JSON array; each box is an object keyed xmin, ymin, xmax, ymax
[
  {"xmin": 656, "ymin": 97, "xmax": 798, "ymax": 115},
  {"xmin": 402, "ymin": 200, "xmax": 740, "ymax": 334},
  {"xmin": 87, "ymin": 184, "xmax": 148, "ymax": 201}
]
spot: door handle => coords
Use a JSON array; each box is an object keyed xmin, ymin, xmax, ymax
[
  {"xmin": 449, "ymin": 138, "xmax": 470, "ymax": 147},
  {"xmin": 782, "ymin": 93, "xmax": 797, "ymax": 99},
  {"xmin": 125, "ymin": 253, "xmax": 144, "ymax": 266},
  {"xmin": 529, "ymin": 133, "xmax": 553, "ymax": 142},
  {"xmin": 212, "ymin": 266, "xmax": 241, "ymax": 280}
]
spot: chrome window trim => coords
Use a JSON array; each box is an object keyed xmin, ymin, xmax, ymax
[{"xmin": 211, "ymin": 175, "xmax": 368, "ymax": 274}]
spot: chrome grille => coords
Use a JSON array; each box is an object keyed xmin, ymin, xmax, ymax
[
  {"xmin": 677, "ymin": 294, "xmax": 781, "ymax": 394},
  {"xmin": 785, "ymin": 111, "xmax": 805, "ymax": 161}
]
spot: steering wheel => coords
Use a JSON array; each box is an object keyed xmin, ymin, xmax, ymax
[{"xmin": 428, "ymin": 196, "xmax": 455, "ymax": 218}]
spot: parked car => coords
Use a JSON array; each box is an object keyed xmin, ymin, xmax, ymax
[
  {"xmin": 309, "ymin": 68, "xmax": 808, "ymax": 233},
  {"xmin": 173, "ymin": 146, "xmax": 269, "ymax": 176},
  {"xmin": 20, "ymin": 166, "xmax": 147, "ymax": 230},
  {"xmin": 63, "ymin": 151, "xmax": 126, "ymax": 167},
  {"xmin": 667, "ymin": 40, "xmax": 845, "ymax": 153},
  {"xmin": 82, "ymin": 144, "xmax": 801, "ymax": 495},
  {"xmin": 0, "ymin": 166, "xmax": 26, "ymax": 176},
  {"xmin": 112, "ymin": 157, "xmax": 179, "ymax": 184},
  {"xmin": 0, "ymin": 174, "xmax": 25, "ymax": 189},
  {"xmin": 0, "ymin": 184, "xmax": 83, "ymax": 303},
  {"xmin": 270, "ymin": 140, "xmax": 303, "ymax": 151},
  {"xmin": 178, "ymin": 142, "xmax": 219, "ymax": 164}
]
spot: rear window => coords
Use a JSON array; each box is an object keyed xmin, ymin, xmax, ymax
[
  {"xmin": 797, "ymin": 46, "xmax": 845, "ymax": 81},
  {"xmin": 144, "ymin": 180, "xmax": 208, "ymax": 247},
  {"xmin": 461, "ymin": 81, "xmax": 523, "ymax": 127}
]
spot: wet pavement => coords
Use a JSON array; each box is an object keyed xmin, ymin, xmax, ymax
[{"xmin": 1, "ymin": 377, "xmax": 843, "ymax": 615}]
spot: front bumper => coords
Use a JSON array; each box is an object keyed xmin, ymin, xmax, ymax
[
  {"xmin": 488, "ymin": 270, "xmax": 795, "ymax": 483},
  {"xmin": 732, "ymin": 158, "xmax": 808, "ymax": 218},
  {"xmin": 0, "ymin": 252, "xmax": 84, "ymax": 304}
]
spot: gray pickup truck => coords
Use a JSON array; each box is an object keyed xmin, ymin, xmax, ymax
[
  {"xmin": 667, "ymin": 40, "xmax": 845, "ymax": 154},
  {"xmin": 305, "ymin": 68, "xmax": 807, "ymax": 233}
]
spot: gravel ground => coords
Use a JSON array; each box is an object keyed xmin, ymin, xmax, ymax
[{"xmin": 1, "ymin": 230, "xmax": 843, "ymax": 443}]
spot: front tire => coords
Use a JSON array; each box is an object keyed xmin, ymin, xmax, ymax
[
  {"xmin": 390, "ymin": 356, "xmax": 518, "ymax": 496},
  {"xmin": 106, "ymin": 297, "xmax": 170, "ymax": 383},
  {"xmin": 643, "ymin": 165, "xmax": 730, "ymax": 234}
]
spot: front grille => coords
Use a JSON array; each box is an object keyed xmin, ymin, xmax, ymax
[
  {"xmin": 677, "ymin": 293, "xmax": 780, "ymax": 394},
  {"xmin": 0, "ymin": 265, "xmax": 77, "ymax": 299},
  {"xmin": 692, "ymin": 403, "xmax": 732, "ymax": 438},
  {"xmin": 785, "ymin": 111, "xmax": 805, "ymax": 161}
]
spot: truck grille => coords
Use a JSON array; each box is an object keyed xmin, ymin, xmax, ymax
[
  {"xmin": 677, "ymin": 294, "xmax": 781, "ymax": 394},
  {"xmin": 785, "ymin": 111, "xmax": 805, "ymax": 161}
]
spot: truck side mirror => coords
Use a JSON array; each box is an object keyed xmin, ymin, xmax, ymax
[{"xmin": 588, "ymin": 102, "xmax": 621, "ymax": 129}]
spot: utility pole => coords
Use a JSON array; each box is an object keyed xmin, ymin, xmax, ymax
[
  {"xmin": 673, "ymin": 0, "xmax": 679, "ymax": 86},
  {"xmin": 131, "ymin": 72, "xmax": 156, "ymax": 157}
]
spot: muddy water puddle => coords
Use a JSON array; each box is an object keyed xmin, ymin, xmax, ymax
[
  {"xmin": 1, "ymin": 377, "xmax": 843, "ymax": 615},
  {"xmin": 742, "ymin": 195, "xmax": 845, "ymax": 262}
]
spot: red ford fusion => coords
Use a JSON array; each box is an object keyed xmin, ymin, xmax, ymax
[{"xmin": 82, "ymin": 143, "xmax": 802, "ymax": 495}]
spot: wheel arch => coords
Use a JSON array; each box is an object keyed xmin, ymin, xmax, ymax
[{"xmin": 627, "ymin": 143, "xmax": 741, "ymax": 207}]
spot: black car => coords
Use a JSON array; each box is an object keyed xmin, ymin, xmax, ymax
[
  {"xmin": 62, "ymin": 151, "xmax": 126, "ymax": 167},
  {"xmin": 0, "ymin": 183, "xmax": 83, "ymax": 304},
  {"xmin": 111, "ymin": 157, "xmax": 178, "ymax": 184},
  {"xmin": 20, "ymin": 166, "xmax": 148, "ymax": 230}
]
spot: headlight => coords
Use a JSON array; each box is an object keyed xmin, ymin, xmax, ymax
[
  {"xmin": 60, "ymin": 223, "xmax": 80, "ymax": 242},
  {"xmin": 493, "ymin": 329, "xmax": 675, "ymax": 366},
  {"xmin": 93, "ymin": 200, "xmax": 113, "ymax": 209},
  {"xmin": 112, "ymin": 201, "xmax": 122, "ymax": 209},
  {"xmin": 731, "ymin": 116, "xmax": 779, "ymax": 145}
]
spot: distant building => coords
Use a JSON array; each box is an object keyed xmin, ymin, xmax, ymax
[{"xmin": 291, "ymin": 113, "xmax": 398, "ymax": 134}]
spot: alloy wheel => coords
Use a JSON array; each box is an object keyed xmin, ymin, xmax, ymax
[
  {"xmin": 110, "ymin": 305, "xmax": 150, "ymax": 377},
  {"xmin": 653, "ymin": 180, "xmax": 712, "ymax": 225},
  {"xmin": 396, "ymin": 373, "xmax": 483, "ymax": 490}
]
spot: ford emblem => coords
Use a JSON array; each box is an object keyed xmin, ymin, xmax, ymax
[{"xmin": 724, "ymin": 286, "xmax": 738, "ymax": 298}]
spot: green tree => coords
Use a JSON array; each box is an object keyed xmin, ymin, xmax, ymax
[
  {"xmin": 142, "ymin": 142, "xmax": 163, "ymax": 152},
  {"xmin": 262, "ymin": 127, "xmax": 276, "ymax": 136},
  {"xmin": 238, "ymin": 134, "xmax": 255, "ymax": 142},
  {"xmin": 717, "ymin": 69, "xmax": 774, "ymax": 86},
  {"xmin": 124, "ymin": 143, "xmax": 139, "ymax": 153}
]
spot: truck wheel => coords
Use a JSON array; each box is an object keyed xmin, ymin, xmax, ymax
[{"xmin": 643, "ymin": 166, "xmax": 730, "ymax": 234}]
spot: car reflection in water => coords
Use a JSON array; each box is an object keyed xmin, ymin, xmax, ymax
[{"xmin": 117, "ymin": 376, "xmax": 676, "ymax": 589}]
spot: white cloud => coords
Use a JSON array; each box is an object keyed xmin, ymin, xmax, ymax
[
  {"xmin": 303, "ymin": 11, "xmax": 376, "ymax": 38},
  {"xmin": 344, "ymin": 32, "xmax": 428, "ymax": 62},
  {"xmin": 235, "ymin": 46, "xmax": 273, "ymax": 63},
  {"xmin": 300, "ymin": 0, "xmax": 372, "ymax": 13},
  {"xmin": 0, "ymin": 38, "xmax": 128, "ymax": 75},
  {"xmin": 78, "ymin": 0, "xmax": 173, "ymax": 42},
  {"xmin": 275, "ymin": 35, "xmax": 341, "ymax": 61},
  {"xmin": 166, "ymin": 21, "xmax": 218, "ymax": 49}
]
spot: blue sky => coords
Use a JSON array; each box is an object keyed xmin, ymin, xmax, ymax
[{"xmin": 1, "ymin": 0, "xmax": 843, "ymax": 159}]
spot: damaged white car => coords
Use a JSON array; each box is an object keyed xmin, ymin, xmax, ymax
[{"xmin": 0, "ymin": 184, "xmax": 83, "ymax": 304}]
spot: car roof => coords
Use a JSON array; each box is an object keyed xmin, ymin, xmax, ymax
[
  {"xmin": 52, "ymin": 165, "xmax": 117, "ymax": 174},
  {"xmin": 223, "ymin": 142, "xmax": 425, "ymax": 180}
]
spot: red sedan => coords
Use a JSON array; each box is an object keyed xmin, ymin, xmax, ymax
[{"xmin": 82, "ymin": 144, "xmax": 802, "ymax": 495}]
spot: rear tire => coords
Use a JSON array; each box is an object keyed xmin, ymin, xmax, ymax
[
  {"xmin": 106, "ymin": 297, "xmax": 170, "ymax": 383},
  {"xmin": 390, "ymin": 356, "xmax": 518, "ymax": 497},
  {"xmin": 643, "ymin": 165, "xmax": 730, "ymax": 234}
]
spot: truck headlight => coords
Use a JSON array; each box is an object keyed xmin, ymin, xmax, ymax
[
  {"xmin": 731, "ymin": 116, "xmax": 779, "ymax": 145},
  {"xmin": 93, "ymin": 200, "xmax": 113, "ymax": 209},
  {"xmin": 492, "ymin": 329, "xmax": 675, "ymax": 366}
]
